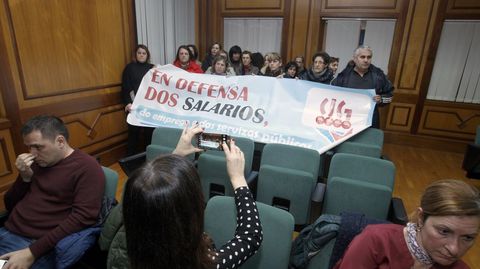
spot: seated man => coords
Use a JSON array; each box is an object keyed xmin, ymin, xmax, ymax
[{"xmin": 0, "ymin": 115, "xmax": 105, "ymax": 268}]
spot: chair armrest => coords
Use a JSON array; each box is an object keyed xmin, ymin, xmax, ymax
[
  {"xmin": 118, "ymin": 152, "xmax": 146, "ymax": 177},
  {"xmin": 246, "ymin": 171, "xmax": 258, "ymax": 185},
  {"xmin": 462, "ymin": 144, "xmax": 480, "ymax": 171},
  {"xmin": 388, "ymin": 197, "xmax": 408, "ymax": 225},
  {"xmin": 246, "ymin": 171, "xmax": 259, "ymax": 199}
]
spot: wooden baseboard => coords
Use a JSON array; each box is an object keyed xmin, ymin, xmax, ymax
[{"xmin": 384, "ymin": 131, "xmax": 469, "ymax": 153}]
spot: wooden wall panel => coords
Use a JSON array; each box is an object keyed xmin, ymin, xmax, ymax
[
  {"xmin": 7, "ymin": 0, "xmax": 128, "ymax": 99},
  {"xmin": 418, "ymin": 104, "xmax": 480, "ymax": 139},
  {"xmin": 0, "ymin": 127, "xmax": 18, "ymax": 211},
  {"xmin": 386, "ymin": 103, "xmax": 416, "ymax": 131},
  {"xmin": 223, "ymin": 0, "xmax": 283, "ymax": 11},
  {"xmin": 0, "ymin": 0, "xmax": 134, "ymax": 165},
  {"xmin": 446, "ymin": 0, "xmax": 480, "ymax": 16},
  {"xmin": 395, "ymin": 0, "xmax": 436, "ymax": 93},
  {"xmin": 321, "ymin": 0, "xmax": 401, "ymax": 13},
  {"xmin": 62, "ymin": 105, "xmax": 128, "ymax": 155},
  {"xmin": 286, "ymin": 0, "xmax": 319, "ymax": 61}
]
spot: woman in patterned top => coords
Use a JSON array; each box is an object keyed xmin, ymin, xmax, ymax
[{"xmin": 122, "ymin": 123, "xmax": 263, "ymax": 269}]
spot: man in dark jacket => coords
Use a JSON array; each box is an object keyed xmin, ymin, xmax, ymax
[{"xmin": 332, "ymin": 45, "xmax": 393, "ymax": 128}]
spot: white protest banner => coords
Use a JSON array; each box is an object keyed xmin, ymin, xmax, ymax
[{"xmin": 127, "ymin": 64, "xmax": 375, "ymax": 154}]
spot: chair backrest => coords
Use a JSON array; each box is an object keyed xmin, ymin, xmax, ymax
[
  {"xmin": 334, "ymin": 128, "xmax": 384, "ymax": 158},
  {"xmin": 260, "ymin": 143, "xmax": 320, "ymax": 175},
  {"xmin": 204, "ymin": 196, "xmax": 294, "ymax": 269},
  {"xmin": 322, "ymin": 176, "xmax": 392, "ymax": 219},
  {"xmin": 256, "ymin": 144, "xmax": 320, "ymax": 225},
  {"xmin": 197, "ymin": 136, "xmax": 255, "ymax": 199},
  {"xmin": 102, "ymin": 166, "xmax": 119, "ymax": 199},
  {"xmin": 146, "ymin": 127, "xmax": 194, "ymax": 161},
  {"xmin": 349, "ymin": 128, "xmax": 384, "ymax": 145},
  {"xmin": 328, "ymin": 153, "xmax": 395, "ymax": 190}
]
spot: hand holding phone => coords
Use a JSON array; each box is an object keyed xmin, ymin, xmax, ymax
[{"xmin": 197, "ymin": 133, "xmax": 230, "ymax": 151}]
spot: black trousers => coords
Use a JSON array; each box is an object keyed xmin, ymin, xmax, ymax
[{"xmin": 127, "ymin": 124, "xmax": 153, "ymax": 156}]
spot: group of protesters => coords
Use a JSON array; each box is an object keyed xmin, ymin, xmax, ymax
[{"xmin": 122, "ymin": 42, "xmax": 394, "ymax": 156}]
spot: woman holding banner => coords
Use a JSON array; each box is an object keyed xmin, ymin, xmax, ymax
[
  {"xmin": 299, "ymin": 51, "xmax": 334, "ymax": 84},
  {"xmin": 122, "ymin": 44, "xmax": 154, "ymax": 156}
]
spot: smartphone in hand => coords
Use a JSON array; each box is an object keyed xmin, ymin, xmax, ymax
[{"xmin": 197, "ymin": 133, "xmax": 230, "ymax": 151}]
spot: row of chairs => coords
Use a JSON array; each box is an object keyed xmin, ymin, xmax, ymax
[
  {"xmin": 120, "ymin": 127, "xmax": 403, "ymax": 225},
  {"xmin": 113, "ymin": 127, "xmax": 404, "ymax": 269}
]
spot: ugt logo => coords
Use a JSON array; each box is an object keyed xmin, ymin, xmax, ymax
[{"xmin": 315, "ymin": 98, "xmax": 352, "ymax": 129}]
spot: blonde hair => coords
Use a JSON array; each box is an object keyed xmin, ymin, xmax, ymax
[
  {"xmin": 268, "ymin": 52, "xmax": 282, "ymax": 62},
  {"xmin": 411, "ymin": 179, "xmax": 480, "ymax": 223}
]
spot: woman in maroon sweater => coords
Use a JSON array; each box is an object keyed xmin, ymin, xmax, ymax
[{"xmin": 334, "ymin": 180, "xmax": 480, "ymax": 269}]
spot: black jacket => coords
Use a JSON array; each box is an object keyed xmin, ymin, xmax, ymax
[{"xmin": 332, "ymin": 62, "xmax": 394, "ymax": 106}]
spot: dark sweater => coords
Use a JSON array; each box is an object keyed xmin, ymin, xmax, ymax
[
  {"xmin": 4, "ymin": 150, "xmax": 105, "ymax": 257},
  {"xmin": 299, "ymin": 68, "xmax": 334, "ymax": 84},
  {"xmin": 121, "ymin": 61, "xmax": 154, "ymax": 105}
]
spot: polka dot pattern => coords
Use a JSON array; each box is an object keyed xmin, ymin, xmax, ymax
[{"xmin": 211, "ymin": 187, "xmax": 263, "ymax": 268}]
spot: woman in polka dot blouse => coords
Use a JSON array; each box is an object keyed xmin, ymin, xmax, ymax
[{"xmin": 123, "ymin": 123, "xmax": 263, "ymax": 269}]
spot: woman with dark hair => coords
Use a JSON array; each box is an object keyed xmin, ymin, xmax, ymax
[
  {"xmin": 201, "ymin": 42, "xmax": 222, "ymax": 72},
  {"xmin": 299, "ymin": 51, "xmax": 334, "ymax": 84},
  {"xmin": 239, "ymin": 51, "xmax": 259, "ymax": 75},
  {"xmin": 173, "ymin": 45, "xmax": 203, "ymax": 73},
  {"xmin": 187, "ymin": 44, "xmax": 202, "ymax": 65},
  {"xmin": 122, "ymin": 44, "xmax": 155, "ymax": 156},
  {"xmin": 251, "ymin": 52, "xmax": 264, "ymax": 70},
  {"xmin": 122, "ymin": 124, "xmax": 263, "ymax": 269},
  {"xmin": 283, "ymin": 61, "xmax": 299, "ymax": 79},
  {"xmin": 329, "ymin": 56, "xmax": 340, "ymax": 75},
  {"xmin": 334, "ymin": 179, "xmax": 480, "ymax": 269},
  {"xmin": 228, "ymin": 45, "xmax": 242, "ymax": 75}
]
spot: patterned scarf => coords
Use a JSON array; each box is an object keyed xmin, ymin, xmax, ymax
[{"xmin": 405, "ymin": 222, "xmax": 434, "ymax": 265}]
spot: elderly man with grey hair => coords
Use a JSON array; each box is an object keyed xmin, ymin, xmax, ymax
[{"xmin": 332, "ymin": 45, "xmax": 393, "ymax": 128}]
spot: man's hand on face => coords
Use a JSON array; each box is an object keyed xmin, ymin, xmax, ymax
[
  {"xmin": 15, "ymin": 153, "xmax": 35, "ymax": 182},
  {"xmin": 0, "ymin": 248, "xmax": 35, "ymax": 269}
]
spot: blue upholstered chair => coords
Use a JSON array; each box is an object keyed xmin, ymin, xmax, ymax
[
  {"xmin": 256, "ymin": 143, "xmax": 320, "ymax": 225},
  {"xmin": 334, "ymin": 128, "xmax": 384, "ymax": 158},
  {"xmin": 146, "ymin": 126, "xmax": 195, "ymax": 161},
  {"xmin": 322, "ymin": 153, "xmax": 396, "ymax": 219},
  {"xmin": 205, "ymin": 196, "xmax": 294, "ymax": 269},
  {"xmin": 197, "ymin": 136, "xmax": 256, "ymax": 199}
]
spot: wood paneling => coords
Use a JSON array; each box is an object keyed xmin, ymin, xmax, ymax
[
  {"xmin": 386, "ymin": 103, "xmax": 416, "ymax": 131},
  {"xmin": 286, "ymin": 0, "xmax": 318, "ymax": 61},
  {"xmin": 395, "ymin": 0, "xmax": 436, "ymax": 93},
  {"xmin": 446, "ymin": 0, "xmax": 480, "ymax": 16},
  {"xmin": 322, "ymin": 0, "xmax": 401, "ymax": 13},
  {"xmin": 418, "ymin": 104, "xmax": 480, "ymax": 139},
  {"xmin": 7, "ymin": 0, "xmax": 128, "ymax": 99},
  {"xmin": 0, "ymin": 128, "xmax": 18, "ymax": 211},
  {"xmin": 62, "ymin": 106, "xmax": 127, "ymax": 151},
  {"xmin": 223, "ymin": 0, "xmax": 283, "ymax": 11},
  {"xmin": 0, "ymin": 0, "xmax": 134, "ymax": 166}
]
